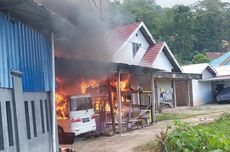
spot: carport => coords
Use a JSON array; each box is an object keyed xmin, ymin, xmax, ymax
[{"xmin": 200, "ymin": 75, "xmax": 230, "ymax": 103}]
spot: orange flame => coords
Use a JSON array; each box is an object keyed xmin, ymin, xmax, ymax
[
  {"xmin": 56, "ymin": 91, "xmax": 68, "ymax": 120},
  {"xmin": 80, "ymin": 79, "xmax": 99, "ymax": 94}
]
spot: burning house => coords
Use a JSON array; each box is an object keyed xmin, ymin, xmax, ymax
[
  {"xmin": 0, "ymin": 0, "xmax": 201, "ymax": 151},
  {"xmin": 55, "ymin": 21, "xmax": 201, "ymax": 135}
]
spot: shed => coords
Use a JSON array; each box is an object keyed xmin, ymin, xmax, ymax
[{"xmin": 182, "ymin": 63, "xmax": 217, "ymax": 106}]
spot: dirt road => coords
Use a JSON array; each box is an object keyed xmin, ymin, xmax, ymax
[{"xmin": 62, "ymin": 105, "xmax": 230, "ymax": 152}]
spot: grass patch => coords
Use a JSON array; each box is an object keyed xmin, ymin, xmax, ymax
[
  {"xmin": 134, "ymin": 141, "xmax": 157, "ymax": 152},
  {"xmin": 156, "ymin": 113, "xmax": 198, "ymax": 121},
  {"xmin": 136, "ymin": 113, "xmax": 230, "ymax": 152}
]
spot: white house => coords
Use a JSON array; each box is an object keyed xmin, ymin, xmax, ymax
[
  {"xmin": 182, "ymin": 63, "xmax": 217, "ymax": 106},
  {"xmin": 108, "ymin": 22, "xmax": 184, "ymax": 106}
]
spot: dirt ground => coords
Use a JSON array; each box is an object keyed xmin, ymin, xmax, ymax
[{"xmin": 61, "ymin": 104, "xmax": 230, "ymax": 152}]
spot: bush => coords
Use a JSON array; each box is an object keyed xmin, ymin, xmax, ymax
[
  {"xmin": 192, "ymin": 53, "xmax": 211, "ymax": 64},
  {"xmin": 164, "ymin": 114, "xmax": 230, "ymax": 152}
]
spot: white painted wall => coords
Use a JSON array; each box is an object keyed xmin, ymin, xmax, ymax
[
  {"xmin": 152, "ymin": 50, "xmax": 173, "ymax": 72},
  {"xmin": 157, "ymin": 79, "xmax": 173, "ymax": 104},
  {"xmin": 112, "ymin": 30, "xmax": 150, "ymax": 65},
  {"xmin": 192, "ymin": 80, "xmax": 212, "ymax": 106},
  {"xmin": 202, "ymin": 69, "xmax": 214, "ymax": 79}
]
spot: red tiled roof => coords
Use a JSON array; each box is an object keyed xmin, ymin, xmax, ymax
[
  {"xmin": 107, "ymin": 22, "xmax": 142, "ymax": 53},
  {"xmin": 110, "ymin": 22, "xmax": 142, "ymax": 41},
  {"xmin": 139, "ymin": 42, "xmax": 165, "ymax": 67},
  {"xmin": 205, "ymin": 52, "xmax": 225, "ymax": 60}
]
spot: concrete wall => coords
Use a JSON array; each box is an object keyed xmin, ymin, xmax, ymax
[
  {"xmin": 112, "ymin": 30, "xmax": 150, "ymax": 65},
  {"xmin": 152, "ymin": 50, "xmax": 173, "ymax": 72},
  {"xmin": 0, "ymin": 88, "xmax": 52, "ymax": 152},
  {"xmin": 192, "ymin": 80, "xmax": 212, "ymax": 106},
  {"xmin": 0, "ymin": 89, "xmax": 17, "ymax": 152}
]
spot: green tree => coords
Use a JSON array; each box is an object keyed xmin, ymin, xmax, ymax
[
  {"xmin": 170, "ymin": 5, "xmax": 197, "ymax": 63},
  {"xmin": 192, "ymin": 53, "xmax": 211, "ymax": 64},
  {"xmin": 106, "ymin": 0, "xmax": 230, "ymax": 64},
  {"xmin": 193, "ymin": 0, "xmax": 224, "ymax": 52}
]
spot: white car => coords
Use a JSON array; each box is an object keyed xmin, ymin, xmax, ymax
[{"xmin": 69, "ymin": 94, "xmax": 97, "ymax": 136}]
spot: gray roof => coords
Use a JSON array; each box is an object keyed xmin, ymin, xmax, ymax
[{"xmin": 0, "ymin": 0, "xmax": 75, "ymax": 38}]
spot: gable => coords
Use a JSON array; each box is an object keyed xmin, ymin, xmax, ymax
[
  {"xmin": 202, "ymin": 69, "xmax": 215, "ymax": 79},
  {"xmin": 182, "ymin": 63, "xmax": 217, "ymax": 79},
  {"xmin": 140, "ymin": 42, "xmax": 182, "ymax": 72},
  {"xmin": 152, "ymin": 49, "xmax": 173, "ymax": 72},
  {"xmin": 112, "ymin": 28, "xmax": 150, "ymax": 65}
]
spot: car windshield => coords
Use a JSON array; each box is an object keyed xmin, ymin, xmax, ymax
[{"xmin": 70, "ymin": 97, "xmax": 93, "ymax": 111}]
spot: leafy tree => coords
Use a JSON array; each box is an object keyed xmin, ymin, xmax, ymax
[
  {"xmin": 193, "ymin": 0, "xmax": 224, "ymax": 52},
  {"xmin": 192, "ymin": 53, "xmax": 211, "ymax": 64},
  {"xmin": 106, "ymin": 0, "xmax": 230, "ymax": 64}
]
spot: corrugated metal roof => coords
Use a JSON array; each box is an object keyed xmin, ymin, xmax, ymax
[
  {"xmin": 0, "ymin": 0, "xmax": 75, "ymax": 39},
  {"xmin": 0, "ymin": 12, "xmax": 51, "ymax": 92},
  {"xmin": 210, "ymin": 51, "xmax": 230, "ymax": 67},
  {"xmin": 205, "ymin": 52, "xmax": 225, "ymax": 60},
  {"xmin": 214, "ymin": 65, "xmax": 230, "ymax": 76},
  {"xmin": 182, "ymin": 63, "xmax": 210, "ymax": 74},
  {"xmin": 182, "ymin": 63, "xmax": 217, "ymax": 76},
  {"xmin": 201, "ymin": 75, "xmax": 230, "ymax": 82}
]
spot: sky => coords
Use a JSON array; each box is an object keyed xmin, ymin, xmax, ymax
[{"xmin": 155, "ymin": 0, "xmax": 230, "ymax": 8}]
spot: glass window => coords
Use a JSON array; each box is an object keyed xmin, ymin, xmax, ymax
[
  {"xmin": 132, "ymin": 43, "xmax": 141, "ymax": 57},
  {"xmin": 40, "ymin": 100, "xmax": 45, "ymax": 133},
  {"xmin": 70, "ymin": 97, "xmax": 93, "ymax": 111},
  {"xmin": 24, "ymin": 101, "xmax": 31, "ymax": 139},
  {"xmin": 31, "ymin": 101, "xmax": 37, "ymax": 137},
  {"xmin": 44, "ymin": 100, "xmax": 49, "ymax": 132},
  {"xmin": 6, "ymin": 102, "xmax": 14, "ymax": 146},
  {"xmin": 0, "ymin": 103, "xmax": 4, "ymax": 150}
]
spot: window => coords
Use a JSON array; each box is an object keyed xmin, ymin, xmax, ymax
[
  {"xmin": 132, "ymin": 42, "xmax": 141, "ymax": 57},
  {"xmin": 0, "ymin": 103, "xmax": 4, "ymax": 150},
  {"xmin": 31, "ymin": 101, "xmax": 37, "ymax": 137},
  {"xmin": 24, "ymin": 101, "xmax": 31, "ymax": 139},
  {"xmin": 44, "ymin": 100, "xmax": 49, "ymax": 132},
  {"xmin": 70, "ymin": 97, "xmax": 93, "ymax": 111},
  {"xmin": 6, "ymin": 102, "xmax": 14, "ymax": 146},
  {"xmin": 40, "ymin": 100, "xmax": 45, "ymax": 134}
]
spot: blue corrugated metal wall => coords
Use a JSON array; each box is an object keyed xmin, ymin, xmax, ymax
[{"xmin": 0, "ymin": 12, "xmax": 52, "ymax": 92}]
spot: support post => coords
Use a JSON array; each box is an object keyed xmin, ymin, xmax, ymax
[
  {"xmin": 107, "ymin": 79, "xmax": 116, "ymax": 134},
  {"xmin": 151, "ymin": 75, "xmax": 156, "ymax": 123},
  {"xmin": 173, "ymin": 80, "xmax": 177, "ymax": 108},
  {"xmin": 148, "ymin": 94, "xmax": 153, "ymax": 123},
  {"xmin": 51, "ymin": 33, "xmax": 58, "ymax": 152},
  {"xmin": 117, "ymin": 70, "xmax": 122, "ymax": 134},
  {"xmin": 11, "ymin": 70, "xmax": 23, "ymax": 152},
  {"xmin": 187, "ymin": 80, "xmax": 191, "ymax": 107},
  {"xmin": 139, "ymin": 91, "xmax": 142, "ymax": 110}
]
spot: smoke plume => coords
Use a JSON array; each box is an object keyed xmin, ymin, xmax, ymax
[{"xmin": 44, "ymin": 0, "xmax": 114, "ymax": 61}]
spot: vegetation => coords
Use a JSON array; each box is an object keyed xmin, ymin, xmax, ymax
[
  {"xmin": 192, "ymin": 53, "xmax": 211, "ymax": 64},
  {"xmin": 106, "ymin": 0, "xmax": 230, "ymax": 64},
  {"xmin": 136, "ymin": 113, "xmax": 230, "ymax": 152},
  {"xmin": 156, "ymin": 113, "xmax": 198, "ymax": 122}
]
